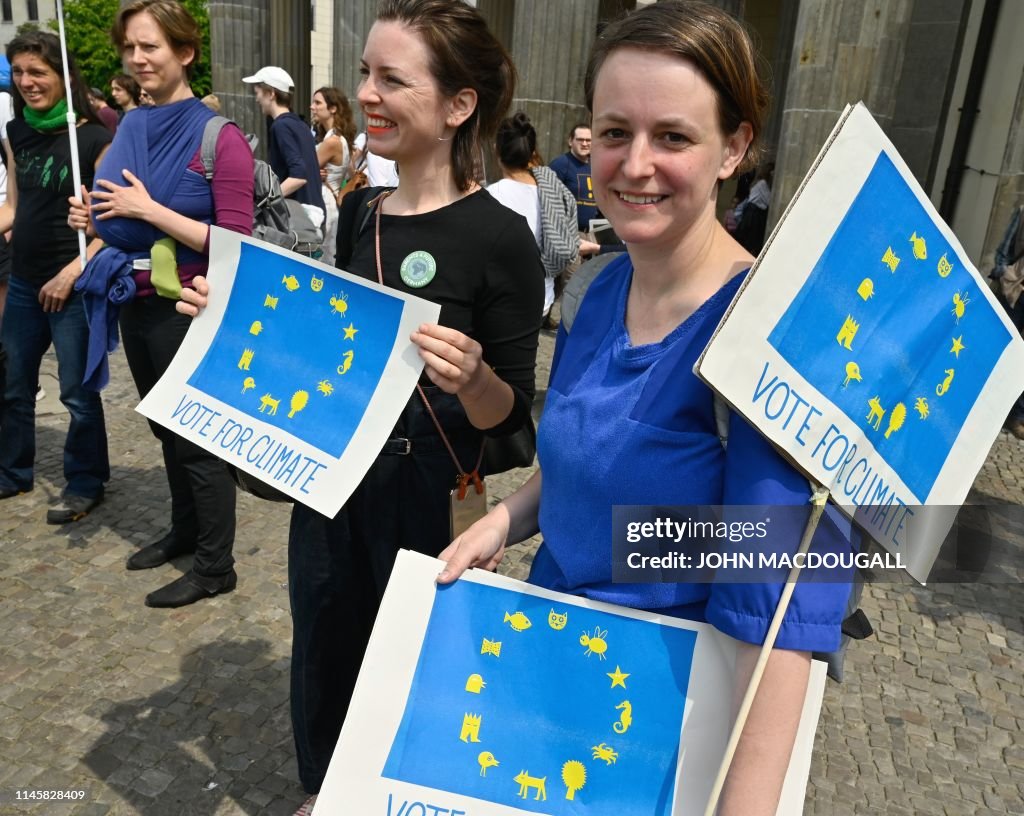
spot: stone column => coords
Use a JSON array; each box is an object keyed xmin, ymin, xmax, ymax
[
  {"xmin": 268, "ymin": 0, "xmax": 312, "ymax": 118},
  {"xmin": 332, "ymin": 0, "xmax": 378, "ymax": 102},
  {"xmin": 770, "ymin": 0, "xmax": 914, "ymax": 223},
  {"xmin": 508, "ymin": 0, "xmax": 601, "ymax": 167},
  {"xmin": 984, "ymin": 68, "xmax": 1024, "ymax": 265},
  {"xmin": 208, "ymin": 0, "xmax": 269, "ymax": 143}
]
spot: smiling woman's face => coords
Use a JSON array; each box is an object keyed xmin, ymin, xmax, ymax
[
  {"xmin": 590, "ymin": 47, "xmax": 748, "ymax": 253},
  {"xmin": 11, "ymin": 53, "xmax": 63, "ymax": 113}
]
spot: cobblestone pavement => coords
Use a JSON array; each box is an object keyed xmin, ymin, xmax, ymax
[{"xmin": 1, "ymin": 327, "xmax": 1021, "ymax": 816}]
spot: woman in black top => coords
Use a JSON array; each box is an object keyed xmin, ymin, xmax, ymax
[
  {"xmin": 0, "ymin": 32, "xmax": 111, "ymax": 523},
  {"xmin": 179, "ymin": 1, "xmax": 542, "ymax": 809}
]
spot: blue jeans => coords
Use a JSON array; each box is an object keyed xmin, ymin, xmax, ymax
[{"xmin": 0, "ymin": 276, "xmax": 109, "ymax": 497}]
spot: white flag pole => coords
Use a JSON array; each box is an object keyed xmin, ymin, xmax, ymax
[
  {"xmin": 702, "ymin": 483, "xmax": 830, "ymax": 816},
  {"xmin": 55, "ymin": 0, "xmax": 88, "ymax": 267}
]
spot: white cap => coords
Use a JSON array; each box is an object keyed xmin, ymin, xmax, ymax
[{"xmin": 242, "ymin": 66, "xmax": 295, "ymax": 94}]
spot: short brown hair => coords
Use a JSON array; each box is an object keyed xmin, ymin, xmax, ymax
[
  {"xmin": 376, "ymin": 0, "xmax": 516, "ymax": 192},
  {"xmin": 112, "ymin": 0, "xmax": 202, "ymax": 82},
  {"xmin": 584, "ymin": 0, "xmax": 769, "ymax": 173}
]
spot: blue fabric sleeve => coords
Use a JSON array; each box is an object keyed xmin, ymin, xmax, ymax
[{"xmin": 704, "ymin": 411, "xmax": 854, "ymax": 652}]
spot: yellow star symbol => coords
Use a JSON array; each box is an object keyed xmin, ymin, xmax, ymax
[
  {"xmin": 607, "ymin": 665, "xmax": 630, "ymax": 689},
  {"xmin": 950, "ymin": 336, "xmax": 965, "ymax": 358},
  {"xmin": 343, "ymin": 323, "xmax": 358, "ymax": 341}
]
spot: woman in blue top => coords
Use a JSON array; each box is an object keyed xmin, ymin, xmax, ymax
[{"xmin": 438, "ymin": 2, "xmax": 852, "ymax": 813}]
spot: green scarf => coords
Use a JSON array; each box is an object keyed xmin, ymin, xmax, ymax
[{"xmin": 23, "ymin": 99, "xmax": 72, "ymax": 132}]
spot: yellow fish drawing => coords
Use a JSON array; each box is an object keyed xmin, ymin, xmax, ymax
[
  {"xmin": 504, "ymin": 611, "xmax": 532, "ymax": 632},
  {"xmin": 910, "ymin": 232, "xmax": 927, "ymax": 260},
  {"xmin": 282, "ymin": 275, "xmax": 300, "ymax": 291}
]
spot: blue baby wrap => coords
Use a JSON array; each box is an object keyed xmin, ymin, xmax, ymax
[{"xmin": 77, "ymin": 99, "xmax": 216, "ymax": 390}]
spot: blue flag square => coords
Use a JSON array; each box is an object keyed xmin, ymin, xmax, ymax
[
  {"xmin": 382, "ymin": 581, "xmax": 697, "ymax": 814},
  {"xmin": 187, "ymin": 244, "xmax": 404, "ymax": 457},
  {"xmin": 768, "ymin": 153, "xmax": 1011, "ymax": 499}
]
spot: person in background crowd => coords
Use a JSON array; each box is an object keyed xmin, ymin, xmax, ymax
[
  {"xmin": 243, "ymin": 65, "xmax": 325, "ymax": 232},
  {"xmin": 352, "ymin": 128, "xmax": 399, "ymax": 187},
  {"xmin": 550, "ymin": 121, "xmax": 599, "ymax": 233},
  {"xmin": 109, "ymin": 73, "xmax": 141, "ymax": 118},
  {"xmin": 138, "ymin": 88, "xmax": 154, "ymax": 106},
  {"xmin": 179, "ymin": 2, "xmax": 543, "ymax": 812},
  {"xmin": 89, "ymin": 87, "xmax": 119, "ymax": 132},
  {"xmin": 733, "ymin": 160, "xmax": 774, "ymax": 255},
  {"xmin": 437, "ymin": 3, "xmax": 854, "ymax": 814},
  {"xmin": 0, "ymin": 32, "xmax": 112, "ymax": 523},
  {"xmin": 68, "ymin": 0, "xmax": 254, "ymax": 608},
  {"xmin": 488, "ymin": 111, "xmax": 597, "ymax": 322},
  {"xmin": 310, "ymin": 86, "xmax": 355, "ymax": 266}
]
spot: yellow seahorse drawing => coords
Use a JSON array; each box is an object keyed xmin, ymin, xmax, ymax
[{"xmin": 613, "ymin": 700, "xmax": 632, "ymax": 734}]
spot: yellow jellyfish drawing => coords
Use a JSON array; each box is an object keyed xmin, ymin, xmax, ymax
[
  {"xmin": 288, "ymin": 390, "xmax": 309, "ymax": 419},
  {"xmin": 914, "ymin": 397, "xmax": 929, "ymax": 419},
  {"xmin": 910, "ymin": 232, "xmax": 927, "ymax": 260},
  {"xmin": 481, "ymin": 639, "xmax": 502, "ymax": 657},
  {"xmin": 264, "ymin": 294, "xmax": 278, "ymax": 309},
  {"xmin": 241, "ymin": 377, "xmax": 255, "ymax": 394},
  {"xmin": 238, "ymin": 348, "xmax": 255, "ymax": 370},
  {"xmin": 343, "ymin": 323, "xmax": 358, "ymax": 341},
  {"xmin": 937, "ymin": 253, "xmax": 953, "ymax": 278},
  {"xmin": 885, "ymin": 403, "xmax": 906, "ymax": 439},
  {"xmin": 836, "ymin": 315, "xmax": 860, "ymax": 350},
  {"xmin": 591, "ymin": 743, "xmax": 619, "ymax": 765},
  {"xmin": 866, "ymin": 396, "xmax": 886, "ymax": 431},
  {"xmin": 258, "ymin": 393, "xmax": 280, "ymax": 416},
  {"xmin": 282, "ymin": 275, "xmax": 300, "ymax": 292},
  {"xmin": 882, "ymin": 246, "xmax": 900, "ymax": 272},
  {"xmin": 952, "ymin": 291, "xmax": 970, "ymax": 323},
  {"xmin": 329, "ymin": 292, "xmax": 349, "ymax": 316},
  {"xmin": 310, "ymin": 275, "xmax": 324, "ymax": 293},
  {"xmin": 561, "ymin": 761, "xmax": 586, "ymax": 801},
  {"xmin": 607, "ymin": 665, "xmax": 630, "ymax": 689},
  {"xmin": 514, "ymin": 771, "xmax": 547, "ymax": 801},
  {"xmin": 504, "ymin": 611, "xmax": 532, "ymax": 632},
  {"xmin": 843, "ymin": 361, "xmax": 862, "ymax": 388},
  {"xmin": 249, "ymin": 320, "xmax": 263, "ymax": 336},
  {"xmin": 459, "ymin": 713, "xmax": 482, "ymax": 743},
  {"xmin": 337, "ymin": 350, "xmax": 354, "ymax": 376},
  {"xmin": 580, "ymin": 627, "xmax": 608, "ymax": 659},
  {"xmin": 950, "ymin": 336, "xmax": 965, "ymax": 358},
  {"xmin": 613, "ymin": 700, "xmax": 633, "ymax": 734},
  {"xmin": 465, "ymin": 674, "xmax": 486, "ymax": 694},
  {"xmin": 936, "ymin": 369, "xmax": 954, "ymax": 396},
  {"xmin": 857, "ymin": 279, "xmax": 875, "ymax": 301},
  {"xmin": 477, "ymin": 752, "xmax": 499, "ymax": 777},
  {"xmin": 548, "ymin": 609, "xmax": 568, "ymax": 630}
]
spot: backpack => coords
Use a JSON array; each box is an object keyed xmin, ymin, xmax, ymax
[
  {"xmin": 200, "ymin": 116, "xmax": 323, "ymax": 257},
  {"xmin": 560, "ymin": 253, "xmax": 872, "ymax": 682}
]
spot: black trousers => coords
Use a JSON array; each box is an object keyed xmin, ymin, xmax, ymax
[
  {"xmin": 120, "ymin": 297, "xmax": 236, "ymax": 577},
  {"xmin": 288, "ymin": 388, "xmax": 480, "ymax": 793}
]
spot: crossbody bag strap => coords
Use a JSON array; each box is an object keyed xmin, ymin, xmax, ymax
[{"xmin": 372, "ymin": 191, "xmax": 485, "ymax": 496}]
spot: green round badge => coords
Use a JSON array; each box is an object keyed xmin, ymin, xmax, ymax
[{"xmin": 400, "ymin": 251, "xmax": 437, "ymax": 288}]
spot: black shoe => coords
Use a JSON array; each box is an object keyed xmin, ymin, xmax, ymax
[
  {"xmin": 126, "ymin": 533, "xmax": 197, "ymax": 570},
  {"xmin": 145, "ymin": 569, "xmax": 237, "ymax": 608},
  {"xmin": 46, "ymin": 492, "xmax": 103, "ymax": 524}
]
